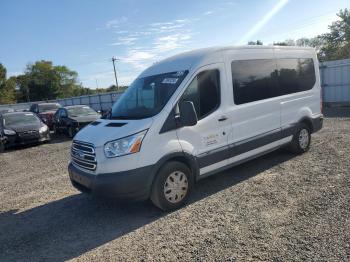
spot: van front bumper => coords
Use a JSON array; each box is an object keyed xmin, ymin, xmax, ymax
[{"xmin": 68, "ymin": 162, "xmax": 155, "ymax": 201}]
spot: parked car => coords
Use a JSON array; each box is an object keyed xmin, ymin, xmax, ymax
[
  {"xmin": 29, "ymin": 102, "xmax": 61, "ymax": 129},
  {"xmin": 53, "ymin": 105, "xmax": 100, "ymax": 138},
  {"xmin": 68, "ymin": 46, "xmax": 323, "ymax": 211},
  {"xmin": 0, "ymin": 111, "xmax": 50, "ymax": 151}
]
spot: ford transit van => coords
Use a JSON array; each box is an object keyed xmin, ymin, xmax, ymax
[{"xmin": 68, "ymin": 46, "xmax": 323, "ymax": 211}]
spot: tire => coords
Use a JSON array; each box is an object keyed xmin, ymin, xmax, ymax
[
  {"xmin": 151, "ymin": 161, "xmax": 193, "ymax": 211},
  {"xmin": 53, "ymin": 124, "xmax": 59, "ymax": 135},
  {"xmin": 45, "ymin": 133, "xmax": 51, "ymax": 143},
  {"xmin": 0, "ymin": 141, "xmax": 4, "ymax": 153},
  {"xmin": 68, "ymin": 126, "xmax": 75, "ymax": 138},
  {"xmin": 289, "ymin": 123, "xmax": 311, "ymax": 154}
]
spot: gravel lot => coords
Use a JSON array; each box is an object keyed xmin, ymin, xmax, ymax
[{"xmin": 0, "ymin": 109, "xmax": 349, "ymax": 261}]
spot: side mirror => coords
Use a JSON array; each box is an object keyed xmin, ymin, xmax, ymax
[{"xmin": 178, "ymin": 101, "xmax": 198, "ymax": 126}]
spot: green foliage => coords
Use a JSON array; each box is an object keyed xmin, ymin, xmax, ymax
[
  {"xmin": 0, "ymin": 64, "xmax": 16, "ymax": 104},
  {"xmin": 106, "ymin": 85, "xmax": 128, "ymax": 92},
  {"xmin": 0, "ymin": 64, "xmax": 6, "ymax": 87},
  {"xmin": 12, "ymin": 61, "xmax": 128, "ymax": 103},
  {"xmin": 14, "ymin": 60, "xmax": 94, "ymax": 102},
  {"xmin": 272, "ymin": 9, "xmax": 349, "ymax": 61},
  {"xmin": 318, "ymin": 8, "xmax": 350, "ymax": 61},
  {"xmin": 18, "ymin": 61, "xmax": 80, "ymax": 101},
  {"xmin": 247, "ymin": 40, "xmax": 263, "ymax": 45}
]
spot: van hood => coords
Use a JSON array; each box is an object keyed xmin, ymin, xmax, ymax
[{"xmin": 74, "ymin": 117, "xmax": 154, "ymax": 147}]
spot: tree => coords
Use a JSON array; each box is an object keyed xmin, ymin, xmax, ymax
[
  {"xmin": 0, "ymin": 64, "xmax": 16, "ymax": 104},
  {"xmin": 318, "ymin": 8, "xmax": 350, "ymax": 61},
  {"xmin": 274, "ymin": 39, "xmax": 296, "ymax": 46},
  {"xmin": 16, "ymin": 60, "xmax": 83, "ymax": 101},
  {"xmin": 248, "ymin": 40, "xmax": 263, "ymax": 45},
  {"xmin": 106, "ymin": 85, "xmax": 128, "ymax": 92},
  {"xmin": 0, "ymin": 64, "xmax": 6, "ymax": 87}
]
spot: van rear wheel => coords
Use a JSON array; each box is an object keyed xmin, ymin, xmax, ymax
[
  {"xmin": 151, "ymin": 161, "xmax": 192, "ymax": 211},
  {"xmin": 289, "ymin": 123, "xmax": 311, "ymax": 154}
]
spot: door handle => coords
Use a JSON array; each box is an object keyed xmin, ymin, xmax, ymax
[{"xmin": 218, "ymin": 116, "xmax": 228, "ymax": 122}]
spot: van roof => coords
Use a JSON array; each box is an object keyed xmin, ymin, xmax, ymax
[{"xmin": 139, "ymin": 45, "xmax": 315, "ymax": 78}]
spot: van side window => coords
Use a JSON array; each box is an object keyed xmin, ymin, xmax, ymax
[
  {"xmin": 181, "ymin": 69, "xmax": 220, "ymax": 119},
  {"xmin": 231, "ymin": 59, "xmax": 278, "ymax": 105},
  {"xmin": 277, "ymin": 58, "xmax": 316, "ymax": 95}
]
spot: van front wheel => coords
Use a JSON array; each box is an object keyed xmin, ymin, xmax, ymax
[
  {"xmin": 151, "ymin": 161, "xmax": 192, "ymax": 211},
  {"xmin": 289, "ymin": 123, "xmax": 311, "ymax": 154}
]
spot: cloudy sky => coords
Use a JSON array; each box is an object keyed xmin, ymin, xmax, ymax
[{"xmin": 0, "ymin": 0, "xmax": 348, "ymax": 88}]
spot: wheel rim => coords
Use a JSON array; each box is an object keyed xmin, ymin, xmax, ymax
[
  {"xmin": 299, "ymin": 129, "xmax": 309, "ymax": 149},
  {"xmin": 163, "ymin": 171, "xmax": 189, "ymax": 204}
]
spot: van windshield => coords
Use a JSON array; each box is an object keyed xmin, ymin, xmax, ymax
[{"xmin": 110, "ymin": 70, "xmax": 188, "ymax": 119}]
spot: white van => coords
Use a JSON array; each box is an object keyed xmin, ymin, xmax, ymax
[{"xmin": 68, "ymin": 46, "xmax": 323, "ymax": 211}]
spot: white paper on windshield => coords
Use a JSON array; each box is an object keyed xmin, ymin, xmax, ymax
[
  {"xmin": 162, "ymin": 78, "xmax": 178, "ymax": 84},
  {"xmin": 175, "ymin": 71, "xmax": 185, "ymax": 77}
]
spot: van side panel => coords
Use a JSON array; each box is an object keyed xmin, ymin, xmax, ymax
[
  {"xmin": 273, "ymin": 49, "xmax": 322, "ymax": 129},
  {"xmin": 223, "ymin": 48, "xmax": 281, "ymax": 146}
]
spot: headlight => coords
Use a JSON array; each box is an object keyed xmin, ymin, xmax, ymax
[
  {"xmin": 104, "ymin": 130, "xmax": 147, "ymax": 158},
  {"xmin": 39, "ymin": 125, "xmax": 48, "ymax": 133},
  {"xmin": 4, "ymin": 129, "xmax": 16, "ymax": 135}
]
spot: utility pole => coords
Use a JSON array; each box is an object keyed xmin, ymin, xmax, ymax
[{"xmin": 112, "ymin": 56, "xmax": 119, "ymax": 91}]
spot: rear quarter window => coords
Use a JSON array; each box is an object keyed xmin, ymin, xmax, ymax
[{"xmin": 277, "ymin": 58, "xmax": 316, "ymax": 95}]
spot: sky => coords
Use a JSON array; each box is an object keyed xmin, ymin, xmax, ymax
[{"xmin": 0, "ymin": 0, "xmax": 348, "ymax": 88}]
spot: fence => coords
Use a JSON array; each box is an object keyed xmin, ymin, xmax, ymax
[
  {"xmin": 0, "ymin": 92, "xmax": 123, "ymax": 113},
  {"xmin": 319, "ymin": 58, "xmax": 350, "ymax": 107},
  {"xmin": 1, "ymin": 58, "xmax": 350, "ymax": 112}
]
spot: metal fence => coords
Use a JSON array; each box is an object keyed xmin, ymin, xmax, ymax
[
  {"xmin": 56, "ymin": 92, "xmax": 123, "ymax": 112},
  {"xmin": 1, "ymin": 58, "xmax": 350, "ymax": 112},
  {"xmin": 320, "ymin": 58, "xmax": 350, "ymax": 106},
  {"xmin": 0, "ymin": 92, "xmax": 123, "ymax": 113}
]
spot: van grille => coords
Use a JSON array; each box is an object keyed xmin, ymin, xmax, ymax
[{"xmin": 71, "ymin": 141, "xmax": 96, "ymax": 171}]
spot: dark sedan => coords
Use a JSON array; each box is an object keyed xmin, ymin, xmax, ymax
[
  {"xmin": 0, "ymin": 112, "xmax": 50, "ymax": 152},
  {"xmin": 53, "ymin": 105, "xmax": 100, "ymax": 138}
]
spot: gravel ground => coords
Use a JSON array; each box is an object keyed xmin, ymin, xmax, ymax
[{"xmin": 0, "ymin": 110, "xmax": 349, "ymax": 261}]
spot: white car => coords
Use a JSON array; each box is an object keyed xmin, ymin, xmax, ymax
[{"xmin": 68, "ymin": 45, "xmax": 323, "ymax": 211}]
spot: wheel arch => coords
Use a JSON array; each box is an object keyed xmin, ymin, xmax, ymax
[
  {"xmin": 298, "ymin": 116, "xmax": 314, "ymax": 133},
  {"xmin": 150, "ymin": 151, "xmax": 199, "ymax": 188}
]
